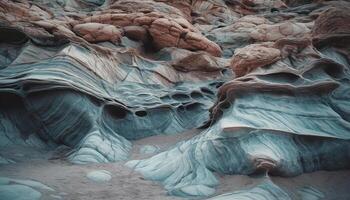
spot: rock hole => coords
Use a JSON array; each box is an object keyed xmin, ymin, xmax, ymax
[
  {"xmin": 172, "ymin": 93, "xmax": 190, "ymax": 101},
  {"xmin": 0, "ymin": 28, "xmax": 28, "ymax": 44},
  {"xmin": 221, "ymin": 68, "xmax": 231, "ymax": 76},
  {"xmin": 0, "ymin": 92, "xmax": 22, "ymax": 108},
  {"xmin": 177, "ymin": 105, "xmax": 185, "ymax": 112},
  {"xmin": 104, "ymin": 104, "xmax": 128, "ymax": 119},
  {"xmin": 190, "ymin": 91, "xmax": 203, "ymax": 99},
  {"xmin": 135, "ymin": 110, "xmax": 147, "ymax": 117},
  {"xmin": 88, "ymin": 96, "xmax": 102, "ymax": 107},
  {"xmin": 271, "ymin": 8, "xmax": 279, "ymax": 13},
  {"xmin": 324, "ymin": 63, "xmax": 343, "ymax": 78},
  {"xmin": 216, "ymin": 82, "xmax": 224, "ymax": 88},
  {"xmin": 160, "ymin": 95, "xmax": 172, "ymax": 102},
  {"xmin": 200, "ymin": 87, "xmax": 215, "ymax": 95},
  {"xmin": 258, "ymin": 72, "xmax": 299, "ymax": 83},
  {"xmin": 240, "ymin": 78, "xmax": 254, "ymax": 82},
  {"xmin": 190, "ymin": 12, "xmax": 199, "ymax": 17},
  {"xmin": 185, "ymin": 102, "xmax": 201, "ymax": 111}
]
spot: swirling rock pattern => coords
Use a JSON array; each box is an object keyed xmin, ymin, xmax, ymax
[
  {"xmin": 209, "ymin": 180, "xmax": 291, "ymax": 200},
  {"xmin": 0, "ymin": 0, "xmax": 350, "ymax": 199}
]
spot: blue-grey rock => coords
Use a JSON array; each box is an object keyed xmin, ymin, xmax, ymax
[
  {"xmin": 298, "ymin": 186, "xmax": 325, "ymax": 200},
  {"xmin": 209, "ymin": 180, "xmax": 291, "ymax": 200},
  {"xmin": 0, "ymin": 177, "xmax": 54, "ymax": 200},
  {"xmin": 0, "ymin": 185, "xmax": 41, "ymax": 200},
  {"xmin": 0, "ymin": 156, "xmax": 15, "ymax": 164},
  {"xmin": 86, "ymin": 170, "xmax": 112, "ymax": 183},
  {"xmin": 0, "ymin": 177, "xmax": 54, "ymax": 192},
  {"xmin": 1, "ymin": 0, "xmax": 350, "ymax": 199}
]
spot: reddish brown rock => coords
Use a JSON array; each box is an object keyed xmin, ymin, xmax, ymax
[
  {"xmin": 149, "ymin": 18, "xmax": 182, "ymax": 47},
  {"xmin": 73, "ymin": 23, "xmax": 122, "ymax": 43},
  {"xmin": 312, "ymin": 6, "xmax": 350, "ymax": 48},
  {"xmin": 250, "ymin": 22, "xmax": 310, "ymax": 42},
  {"xmin": 274, "ymin": 37, "xmax": 312, "ymax": 58},
  {"xmin": 0, "ymin": 0, "xmax": 52, "ymax": 22},
  {"xmin": 231, "ymin": 43, "xmax": 281, "ymax": 77},
  {"xmin": 172, "ymin": 52, "xmax": 223, "ymax": 72},
  {"xmin": 238, "ymin": 15, "xmax": 271, "ymax": 25},
  {"xmin": 123, "ymin": 26, "xmax": 149, "ymax": 42},
  {"xmin": 0, "ymin": 0, "xmax": 222, "ymax": 56},
  {"xmin": 149, "ymin": 18, "xmax": 222, "ymax": 56},
  {"xmin": 1, "ymin": 1, "xmax": 350, "ymax": 199}
]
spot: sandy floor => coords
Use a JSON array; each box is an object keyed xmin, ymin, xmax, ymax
[{"xmin": 1, "ymin": 130, "xmax": 350, "ymax": 200}]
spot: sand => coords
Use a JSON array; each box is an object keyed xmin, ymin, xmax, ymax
[{"xmin": 1, "ymin": 130, "xmax": 349, "ymax": 200}]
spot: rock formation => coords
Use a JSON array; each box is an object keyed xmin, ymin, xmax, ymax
[{"xmin": 0, "ymin": 0, "xmax": 350, "ymax": 199}]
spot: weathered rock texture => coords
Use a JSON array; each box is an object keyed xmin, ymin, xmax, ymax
[
  {"xmin": 230, "ymin": 42, "xmax": 281, "ymax": 77},
  {"xmin": 0, "ymin": 0, "xmax": 350, "ymax": 199}
]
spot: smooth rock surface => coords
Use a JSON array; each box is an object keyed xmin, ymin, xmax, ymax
[
  {"xmin": 0, "ymin": 185, "xmax": 42, "ymax": 200},
  {"xmin": 86, "ymin": 170, "xmax": 112, "ymax": 183},
  {"xmin": 0, "ymin": 0, "xmax": 350, "ymax": 199}
]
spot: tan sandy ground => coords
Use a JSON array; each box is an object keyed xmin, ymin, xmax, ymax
[{"xmin": 1, "ymin": 130, "xmax": 349, "ymax": 200}]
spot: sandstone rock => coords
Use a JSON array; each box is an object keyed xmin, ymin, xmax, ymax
[
  {"xmin": 191, "ymin": 0, "xmax": 238, "ymax": 24},
  {"xmin": 250, "ymin": 22, "xmax": 310, "ymax": 41},
  {"xmin": 205, "ymin": 16, "xmax": 271, "ymax": 57},
  {"xmin": 274, "ymin": 37, "xmax": 312, "ymax": 58},
  {"xmin": 231, "ymin": 43, "xmax": 281, "ymax": 77},
  {"xmin": 123, "ymin": 26, "xmax": 149, "ymax": 42},
  {"xmin": 73, "ymin": 23, "xmax": 122, "ymax": 43},
  {"xmin": 312, "ymin": 7, "xmax": 350, "ymax": 48},
  {"xmin": 172, "ymin": 52, "xmax": 222, "ymax": 72},
  {"xmin": 1, "ymin": 0, "xmax": 350, "ymax": 199},
  {"xmin": 149, "ymin": 18, "xmax": 182, "ymax": 47},
  {"xmin": 237, "ymin": 15, "xmax": 271, "ymax": 25},
  {"xmin": 149, "ymin": 18, "xmax": 222, "ymax": 56},
  {"xmin": 0, "ymin": 0, "xmax": 222, "ymax": 55}
]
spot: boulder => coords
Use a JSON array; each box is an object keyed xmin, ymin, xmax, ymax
[{"xmin": 231, "ymin": 43, "xmax": 281, "ymax": 77}]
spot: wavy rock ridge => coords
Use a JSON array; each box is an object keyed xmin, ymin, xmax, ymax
[{"xmin": 1, "ymin": 0, "xmax": 350, "ymax": 199}]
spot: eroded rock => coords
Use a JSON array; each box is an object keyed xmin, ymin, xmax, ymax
[
  {"xmin": 73, "ymin": 23, "xmax": 122, "ymax": 43},
  {"xmin": 250, "ymin": 22, "xmax": 310, "ymax": 41},
  {"xmin": 86, "ymin": 170, "xmax": 112, "ymax": 183},
  {"xmin": 1, "ymin": 0, "xmax": 350, "ymax": 199},
  {"xmin": 230, "ymin": 43, "xmax": 281, "ymax": 77}
]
